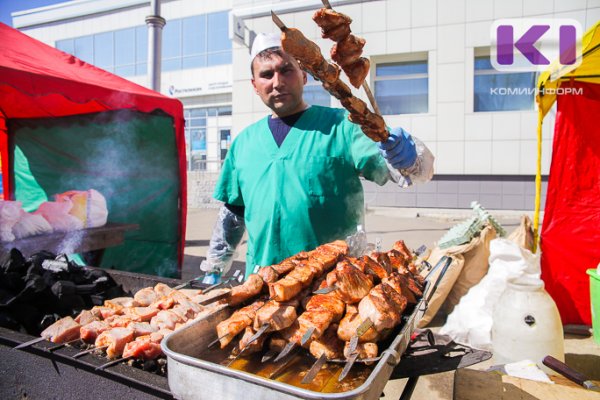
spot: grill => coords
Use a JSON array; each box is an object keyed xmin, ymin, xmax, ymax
[{"xmin": 0, "ymin": 268, "xmax": 187, "ymax": 400}]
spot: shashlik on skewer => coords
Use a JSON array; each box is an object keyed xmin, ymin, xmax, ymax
[
  {"xmin": 312, "ymin": 8, "xmax": 370, "ymax": 89},
  {"xmin": 24, "ymin": 281, "xmax": 224, "ymax": 364},
  {"xmin": 271, "ymin": 12, "xmax": 389, "ymax": 143}
]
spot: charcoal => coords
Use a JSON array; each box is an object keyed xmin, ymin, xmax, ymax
[
  {"xmin": 10, "ymin": 303, "xmax": 43, "ymax": 335},
  {"xmin": 0, "ymin": 250, "xmax": 126, "ymax": 336},
  {"xmin": 0, "ymin": 248, "xmax": 26, "ymax": 275},
  {"xmin": 0, "ymin": 310, "xmax": 20, "ymax": 330}
]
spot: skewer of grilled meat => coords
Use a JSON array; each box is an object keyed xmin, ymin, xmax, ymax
[
  {"xmin": 312, "ymin": 8, "xmax": 370, "ymax": 89},
  {"xmin": 216, "ymin": 300, "xmax": 266, "ymax": 348},
  {"xmin": 274, "ymin": 15, "xmax": 388, "ymax": 143},
  {"xmin": 268, "ymin": 241, "xmax": 347, "ymax": 302}
]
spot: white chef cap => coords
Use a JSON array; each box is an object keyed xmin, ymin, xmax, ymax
[{"xmin": 250, "ymin": 33, "xmax": 281, "ymax": 64}]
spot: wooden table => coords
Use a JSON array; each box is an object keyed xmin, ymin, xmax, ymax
[{"xmin": 0, "ymin": 223, "xmax": 139, "ymax": 264}]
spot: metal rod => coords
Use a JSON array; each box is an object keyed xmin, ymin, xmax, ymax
[
  {"xmin": 208, "ymin": 333, "xmax": 230, "ymax": 349},
  {"xmin": 47, "ymin": 338, "xmax": 82, "ymax": 351},
  {"xmin": 338, "ymin": 352, "xmax": 359, "ymax": 381},
  {"xmin": 348, "ymin": 335, "xmax": 359, "ymax": 354},
  {"xmin": 73, "ymin": 345, "xmax": 108, "ymax": 358},
  {"xmin": 301, "ymin": 353, "xmax": 328, "ymax": 384},
  {"xmin": 95, "ymin": 356, "xmax": 132, "ymax": 371},
  {"xmin": 245, "ymin": 323, "xmax": 270, "ymax": 347},
  {"xmin": 271, "ymin": 10, "xmax": 288, "ymax": 31},
  {"xmin": 313, "ymin": 285, "xmax": 337, "ymax": 295},
  {"xmin": 14, "ymin": 336, "xmax": 47, "ymax": 350},
  {"xmin": 146, "ymin": 0, "xmax": 165, "ymax": 91},
  {"xmin": 273, "ymin": 341, "xmax": 296, "ymax": 363},
  {"xmin": 361, "ymin": 81, "xmax": 382, "ymax": 116},
  {"xmin": 300, "ymin": 326, "xmax": 315, "ymax": 346},
  {"xmin": 268, "ymin": 352, "xmax": 300, "ymax": 380},
  {"xmin": 261, "ymin": 349, "xmax": 278, "ymax": 363},
  {"xmin": 355, "ymin": 317, "xmax": 373, "ymax": 338}
]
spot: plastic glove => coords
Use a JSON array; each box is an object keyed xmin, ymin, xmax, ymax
[
  {"xmin": 378, "ymin": 127, "xmax": 417, "ymax": 169},
  {"xmin": 202, "ymin": 271, "xmax": 222, "ymax": 285}
]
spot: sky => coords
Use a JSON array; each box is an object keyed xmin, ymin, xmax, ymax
[{"xmin": 0, "ymin": 0, "xmax": 65, "ymax": 27}]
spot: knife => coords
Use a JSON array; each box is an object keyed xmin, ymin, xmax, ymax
[{"xmin": 542, "ymin": 355, "xmax": 600, "ymax": 391}]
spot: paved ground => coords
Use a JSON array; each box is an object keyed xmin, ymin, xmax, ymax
[{"xmin": 181, "ymin": 207, "xmax": 599, "ymax": 400}]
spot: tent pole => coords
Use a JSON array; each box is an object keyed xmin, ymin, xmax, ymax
[
  {"xmin": 533, "ymin": 106, "xmax": 544, "ymax": 253},
  {"xmin": 146, "ymin": 0, "xmax": 165, "ymax": 92}
]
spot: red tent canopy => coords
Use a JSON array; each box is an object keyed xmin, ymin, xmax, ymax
[{"xmin": 0, "ymin": 23, "xmax": 187, "ymax": 270}]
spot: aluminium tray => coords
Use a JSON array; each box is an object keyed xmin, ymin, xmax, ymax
[{"xmin": 162, "ymin": 297, "xmax": 426, "ymax": 400}]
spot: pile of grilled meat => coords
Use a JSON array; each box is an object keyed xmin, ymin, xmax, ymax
[{"xmin": 214, "ymin": 239, "xmax": 424, "ymax": 378}]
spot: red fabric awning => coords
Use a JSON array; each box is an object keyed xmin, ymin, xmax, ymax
[
  {"xmin": 0, "ymin": 23, "xmax": 187, "ymax": 271},
  {"xmin": 540, "ymin": 80, "xmax": 600, "ymax": 325}
]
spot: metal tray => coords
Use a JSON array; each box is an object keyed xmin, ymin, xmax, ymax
[{"xmin": 162, "ymin": 299, "xmax": 425, "ymax": 400}]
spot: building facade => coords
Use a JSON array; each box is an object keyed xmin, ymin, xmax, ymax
[{"xmin": 12, "ymin": 0, "xmax": 600, "ymax": 210}]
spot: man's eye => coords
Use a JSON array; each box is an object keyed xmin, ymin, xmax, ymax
[{"xmin": 261, "ymin": 72, "xmax": 273, "ymax": 79}]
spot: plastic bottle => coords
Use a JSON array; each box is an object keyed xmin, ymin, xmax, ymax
[{"xmin": 491, "ymin": 275, "xmax": 564, "ymax": 374}]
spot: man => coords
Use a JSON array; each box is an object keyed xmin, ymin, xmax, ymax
[{"xmin": 201, "ymin": 33, "xmax": 433, "ymax": 282}]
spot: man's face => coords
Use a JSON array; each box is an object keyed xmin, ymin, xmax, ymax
[{"xmin": 251, "ymin": 51, "xmax": 307, "ymax": 117}]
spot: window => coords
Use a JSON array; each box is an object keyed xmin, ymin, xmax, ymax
[
  {"xmin": 474, "ymin": 56, "xmax": 536, "ymax": 112},
  {"xmin": 184, "ymin": 107, "xmax": 231, "ymax": 171},
  {"xmin": 374, "ymin": 60, "xmax": 428, "ymax": 115},
  {"xmin": 220, "ymin": 129, "xmax": 231, "ymax": 160},
  {"xmin": 304, "ymin": 74, "xmax": 330, "ymax": 107},
  {"xmin": 57, "ymin": 27, "xmax": 147, "ymax": 77},
  {"xmin": 54, "ymin": 10, "xmax": 232, "ymax": 78}
]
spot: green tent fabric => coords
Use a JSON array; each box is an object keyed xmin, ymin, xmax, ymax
[{"xmin": 9, "ymin": 110, "xmax": 181, "ymax": 277}]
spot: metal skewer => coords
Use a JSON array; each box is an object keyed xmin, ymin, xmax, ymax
[
  {"xmin": 245, "ymin": 323, "xmax": 270, "ymax": 346},
  {"xmin": 73, "ymin": 345, "xmax": 109, "ymax": 358},
  {"xmin": 355, "ymin": 317, "xmax": 374, "ymax": 338},
  {"xmin": 301, "ymin": 353, "xmax": 328, "ymax": 384},
  {"xmin": 268, "ymin": 352, "xmax": 300, "ymax": 380},
  {"xmin": 261, "ymin": 349, "xmax": 278, "ymax": 363},
  {"xmin": 338, "ymin": 352, "xmax": 359, "ymax": 381},
  {"xmin": 271, "ymin": 10, "xmax": 287, "ymax": 32},
  {"xmin": 95, "ymin": 356, "xmax": 132, "ymax": 371},
  {"xmin": 313, "ymin": 285, "xmax": 337, "ymax": 295},
  {"xmin": 14, "ymin": 336, "xmax": 48, "ymax": 350},
  {"xmin": 208, "ymin": 332, "xmax": 230, "ymax": 349},
  {"xmin": 47, "ymin": 338, "xmax": 82, "ymax": 351},
  {"xmin": 319, "ymin": 0, "xmax": 382, "ymax": 116},
  {"xmin": 174, "ymin": 274, "xmax": 206, "ymax": 290},
  {"xmin": 348, "ymin": 334, "xmax": 359, "ymax": 355},
  {"xmin": 300, "ymin": 326, "xmax": 316, "ymax": 346},
  {"xmin": 273, "ymin": 341, "xmax": 296, "ymax": 363}
]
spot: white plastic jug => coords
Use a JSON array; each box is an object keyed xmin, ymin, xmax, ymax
[{"xmin": 491, "ymin": 276, "xmax": 565, "ymax": 374}]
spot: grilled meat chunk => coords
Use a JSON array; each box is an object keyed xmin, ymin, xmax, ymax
[
  {"xmin": 326, "ymin": 260, "xmax": 373, "ymax": 304},
  {"xmin": 357, "ymin": 283, "xmax": 407, "ymax": 332},
  {"xmin": 228, "ymin": 274, "xmax": 264, "ymax": 306},
  {"xmin": 95, "ymin": 327, "xmax": 135, "ymax": 359},
  {"xmin": 216, "ymin": 300, "xmax": 265, "ymax": 348},
  {"xmin": 253, "ymin": 299, "xmax": 298, "ymax": 332},
  {"xmin": 337, "ymin": 304, "xmax": 379, "ymax": 342},
  {"xmin": 382, "ymin": 273, "xmax": 418, "ymax": 304},
  {"xmin": 313, "ymin": 8, "xmax": 353, "ymax": 42},
  {"xmin": 309, "ymin": 324, "xmax": 344, "ymax": 360},
  {"xmin": 80, "ymin": 320, "xmax": 110, "ymax": 343},
  {"xmin": 40, "ymin": 316, "xmax": 81, "ymax": 343}
]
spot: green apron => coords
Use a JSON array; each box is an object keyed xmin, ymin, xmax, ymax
[{"xmin": 213, "ymin": 105, "xmax": 389, "ymax": 277}]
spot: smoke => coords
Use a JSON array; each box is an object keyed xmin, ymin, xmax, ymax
[{"xmin": 56, "ymin": 229, "xmax": 85, "ymax": 255}]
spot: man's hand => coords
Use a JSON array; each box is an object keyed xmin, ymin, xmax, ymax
[
  {"xmin": 378, "ymin": 127, "xmax": 417, "ymax": 169},
  {"xmin": 201, "ymin": 271, "xmax": 222, "ymax": 285},
  {"xmin": 200, "ymin": 259, "xmax": 222, "ymax": 284}
]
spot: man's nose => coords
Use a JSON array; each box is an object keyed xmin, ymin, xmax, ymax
[{"xmin": 273, "ymin": 72, "xmax": 284, "ymax": 89}]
